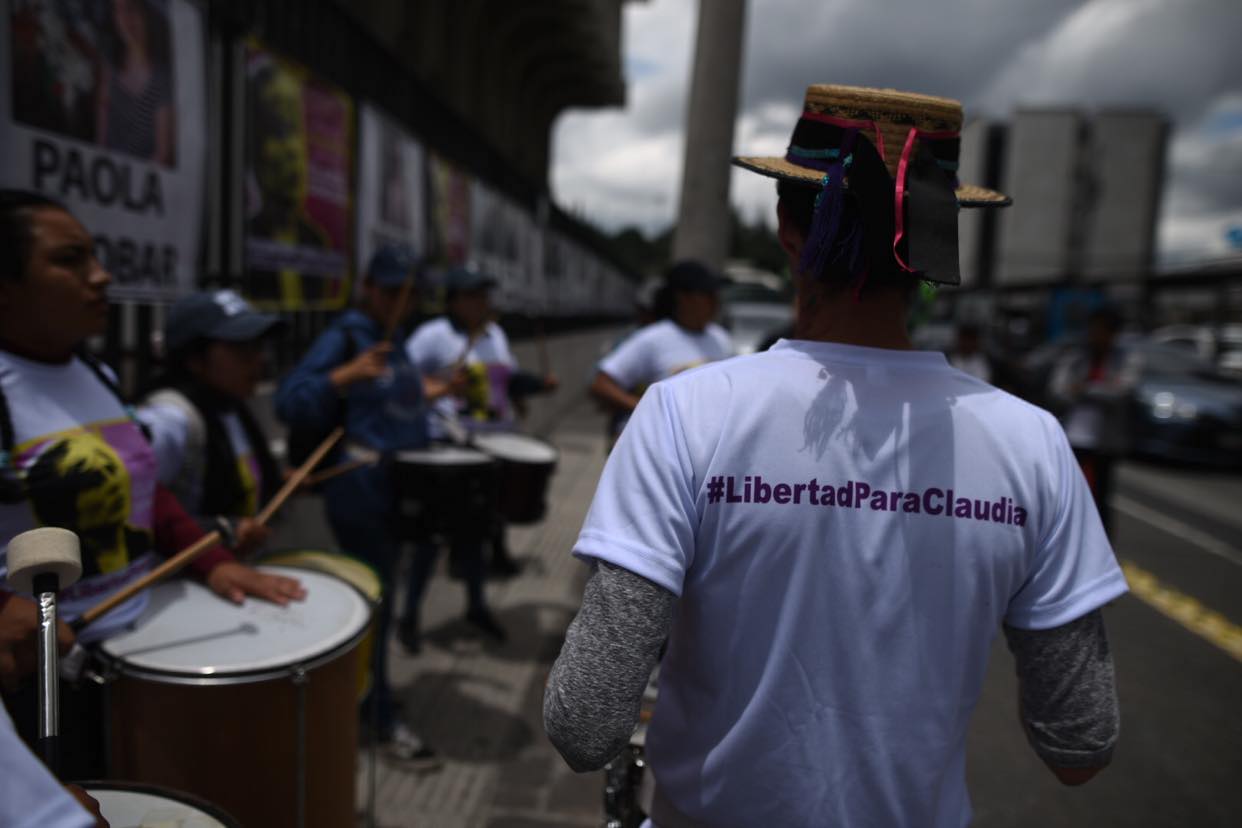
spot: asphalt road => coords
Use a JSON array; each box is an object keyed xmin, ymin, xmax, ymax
[{"xmin": 965, "ymin": 460, "xmax": 1242, "ymax": 827}]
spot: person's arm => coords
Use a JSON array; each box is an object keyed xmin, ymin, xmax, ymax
[
  {"xmin": 1004, "ymin": 610, "xmax": 1119, "ymax": 785},
  {"xmin": 274, "ymin": 327, "xmax": 390, "ymax": 432},
  {"xmin": 150, "ymin": 485, "xmax": 304, "ymax": 605},
  {"xmin": 544, "ymin": 561, "xmax": 675, "ymax": 772},
  {"xmin": 1, "ymin": 699, "xmax": 101, "ymax": 827},
  {"xmin": 590, "ymin": 370, "xmax": 640, "ymax": 414}
]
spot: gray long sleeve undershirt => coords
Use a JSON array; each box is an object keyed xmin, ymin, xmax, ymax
[{"xmin": 544, "ymin": 561, "xmax": 1119, "ymax": 774}]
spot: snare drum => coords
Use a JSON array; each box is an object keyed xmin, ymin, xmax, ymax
[
  {"xmin": 392, "ymin": 445, "xmax": 498, "ymax": 540},
  {"xmin": 82, "ymin": 781, "xmax": 240, "ymax": 827},
  {"xmin": 471, "ymin": 432, "xmax": 558, "ymax": 524},
  {"xmin": 258, "ymin": 549, "xmax": 381, "ymax": 700},
  {"xmin": 100, "ymin": 567, "xmax": 369, "ymax": 828}
]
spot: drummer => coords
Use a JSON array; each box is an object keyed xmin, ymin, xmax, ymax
[
  {"xmin": 590, "ymin": 259, "xmax": 733, "ymax": 424},
  {"xmin": 275, "ymin": 243, "xmax": 451, "ymax": 766},
  {"xmin": 137, "ymin": 290, "xmax": 286, "ymax": 558},
  {"xmin": 0, "ymin": 189, "xmax": 302, "ymax": 778},
  {"xmin": 402, "ymin": 265, "xmax": 558, "ymax": 647}
]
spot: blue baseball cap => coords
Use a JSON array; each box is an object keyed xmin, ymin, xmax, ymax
[
  {"xmin": 164, "ymin": 290, "xmax": 284, "ymax": 352},
  {"xmin": 367, "ymin": 244, "xmax": 420, "ymax": 288}
]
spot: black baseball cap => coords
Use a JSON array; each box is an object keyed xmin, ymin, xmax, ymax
[
  {"xmin": 164, "ymin": 290, "xmax": 283, "ymax": 352},
  {"xmin": 665, "ymin": 260, "xmax": 728, "ymax": 293},
  {"xmin": 443, "ymin": 264, "xmax": 498, "ymax": 293}
]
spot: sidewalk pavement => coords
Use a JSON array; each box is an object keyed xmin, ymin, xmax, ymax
[{"xmin": 302, "ymin": 397, "xmax": 611, "ymax": 827}]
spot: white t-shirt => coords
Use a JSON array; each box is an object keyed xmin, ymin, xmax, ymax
[
  {"xmin": 138, "ymin": 393, "xmax": 264, "ymax": 518},
  {"xmin": 948, "ymin": 351, "xmax": 991, "ymax": 384},
  {"xmin": 405, "ymin": 317, "xmax": 517, "ymax": 437},
  {"xmin": 597, "ymin": 319, "xmax": 733, "ymax": 393},
  {"xmin": 0, "ymin": 352, "xmax": 156, "ymax": 642},
  {"xmin": 0, "ymin": 699, "xmax": 94, "ymax": 828},
  {"xmin": 574, "ymin": 339, "xmax": 1128, "ymax": 828}
]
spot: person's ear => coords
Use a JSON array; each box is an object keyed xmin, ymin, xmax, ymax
[{"xmin": 776, "ymin": 201, "xmax": 804, "ymax": 263}]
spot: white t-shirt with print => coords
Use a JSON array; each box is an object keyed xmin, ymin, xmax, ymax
[
  {"xmin": 597, "ymin": 319, "xmax": 733, "ymax": 392},
  {"xmin": 138, "ymin": 395, "xmax": 264, "ymax": 518},
  {"xmin": 573, "ymin": 339, "xmax": 1127, "ymax": 828},
  {"xmin": 0, "ymin": 352, "xmax": 157, "ymax": 643},
  {"xmin": 405, "ymin": 317, "xmax": 517, "ymax": 437}
]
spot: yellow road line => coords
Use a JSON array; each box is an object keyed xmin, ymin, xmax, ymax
[{"xmin": 1122, "ymin": 561, "xmax": 1242, "ymax": 664}]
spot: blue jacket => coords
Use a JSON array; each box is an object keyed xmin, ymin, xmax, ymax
[{"xmin": 275, "ymin": 309, "xmax": 428, "ymax": 516}]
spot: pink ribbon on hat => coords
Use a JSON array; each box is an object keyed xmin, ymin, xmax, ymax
[{"xmin": 891, "ymin": 126, "xmax": 958, "ymax": 273}]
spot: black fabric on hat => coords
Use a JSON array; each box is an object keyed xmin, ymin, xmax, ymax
[{"xmin": 899, "ymin": 139, "xmax": 961, "ymax": 285}]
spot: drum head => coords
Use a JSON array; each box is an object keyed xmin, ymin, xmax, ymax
[
  {"xmin": 397, "ymin": 446, "xmax": 495, "ymax": 466},
  {"xmin": 473, "ymin": 432, "xmax": 559, "ymax": 464},
  {"xmin": 100, "ymin": 566, "xmax": 369, "ymax": 680},
  {"xmin": 258, "ymin": 549, "xmax": 382, "ymax": 602},
  {"xmin": 83, "ymin": 781, "xmax": 239, "ymax": 827}
]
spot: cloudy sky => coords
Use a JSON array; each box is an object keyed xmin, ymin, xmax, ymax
[{"xmin": 550, "ymin": 0, "xmax": 1242, "ymax": 269}]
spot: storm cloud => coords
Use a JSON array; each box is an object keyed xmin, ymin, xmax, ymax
[{"xmin": 551, "ymin": 0, "xmax": 1242, "ymax": 266}]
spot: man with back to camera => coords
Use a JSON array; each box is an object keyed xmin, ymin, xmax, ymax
[{"xmin": 544, "ymin": 85, "xmax": 1126, "ymax": 827}]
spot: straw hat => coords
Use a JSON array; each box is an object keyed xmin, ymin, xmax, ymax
[{"xmin": 733, "ymin": 84, "xmax": 1009, "ymax": 208}]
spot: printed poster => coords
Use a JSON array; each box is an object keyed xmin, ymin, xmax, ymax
[
  {"xmin": 244, "ymin": 38, "xmax": 353, "ymax": 310},
  {"xmin": 356, "ymin": 103, "xmax": 424, "ymax": 290},
  {"xmin": 427, "ymin": 151, "xmax": 471, "ymax": 267},
  {"xmin": 1, "ymin": 0, "xmax": 207, "ymax": 301}
]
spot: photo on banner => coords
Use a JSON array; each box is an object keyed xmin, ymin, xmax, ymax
[
  {"xmin": 1, "ymin": 0, "xmax": 207, "ymax": 301},
  {"xmin": 243, "ymin": 38, "xmax": 353, "ymax": 310},
  {"xmin": 427, "ymin": 151, "xmax": 471, "ymax": 268},
  {"xmin": 470, "ymin": 181, "xmax": 527, "ymax": 312},
  {"xmin": 356, "ymin": 103, "xmax": 424, "ymax": 297}
]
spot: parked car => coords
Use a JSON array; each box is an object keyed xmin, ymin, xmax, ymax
[
  {"xmin": 1017, "ymin": 335, "xmax": 1242, "ymax": 467},
  {"xmin": 1126, "ymin": 341, "xmax": 1242, "ymax": 467},
  {"xmin": 720, "ymin": 283, "xmax": 793, "ymax": 355},
  {"xmin": 1150, "ymin": 324, "xmax": 1242, "ymax": 379}
]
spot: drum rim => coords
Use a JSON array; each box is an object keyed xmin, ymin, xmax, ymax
[
  {"xmin": 97, "ymin": 619, "xmax": 369, "ymax": 686},
  {"xmin": 394, "ymin": 446, "xmax": 496, "ymax": 465},
  {"xmin": 256, "ymin": 548, "xmax": 383, "ymax": 605},
  {"xmin": 470, "ymin": 432, "xmax": 560, "ymax": 464},
  {"xmin": 97, "ymin": 567, "xmax": 371, "ymax": 685},
  {"xmin": 78, "ymin": 779, "xmax": 242, "ymax": 826}
]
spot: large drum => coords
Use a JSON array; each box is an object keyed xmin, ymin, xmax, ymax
[
  {"xmin": 100, "ymin": 566, "xmax": 369, "ymax": 828},
  {"xmin": 392, "ymin": 445, "xmax": 498, "ymax": 541},
  {"xmin": 471, "ymin": 432, "xmax": 559, "ymax": 524},
  {"xmin": 82, "ymin": 781, "xmax": 240, "ymax": 827},
  {"xmin": 257, "ymin": 549, "xmax": 381, "ymax": 700}
]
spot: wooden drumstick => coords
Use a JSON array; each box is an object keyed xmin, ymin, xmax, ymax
[
  {"xmin": 382, "ymin": 266, "xmax": 419, "ymax": 344},
  {"xmin": 302, "ymin": 455, "xmax": 375, "ymax": 487},
  {"xmin": 72, "ymin": 426, "xmax": 345, "ymax": 631}
]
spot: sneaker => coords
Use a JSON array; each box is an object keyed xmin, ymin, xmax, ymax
[
  {"xmin": 465, "ymin": 607, "xmax": 507, "ymax": 643},
  {"xmin": 386, "ymin": 722, "xmax": 442, "ymax": 771}
]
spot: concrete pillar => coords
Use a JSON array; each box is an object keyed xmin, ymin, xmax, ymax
[{"xmin": 672, "ymin": 0, "xmax": 747, "ymax": 271}]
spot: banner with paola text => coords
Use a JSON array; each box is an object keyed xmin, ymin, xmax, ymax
[{"xmin": 1, "ymin": 0, "xmax": 206, "ymax": 301}]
